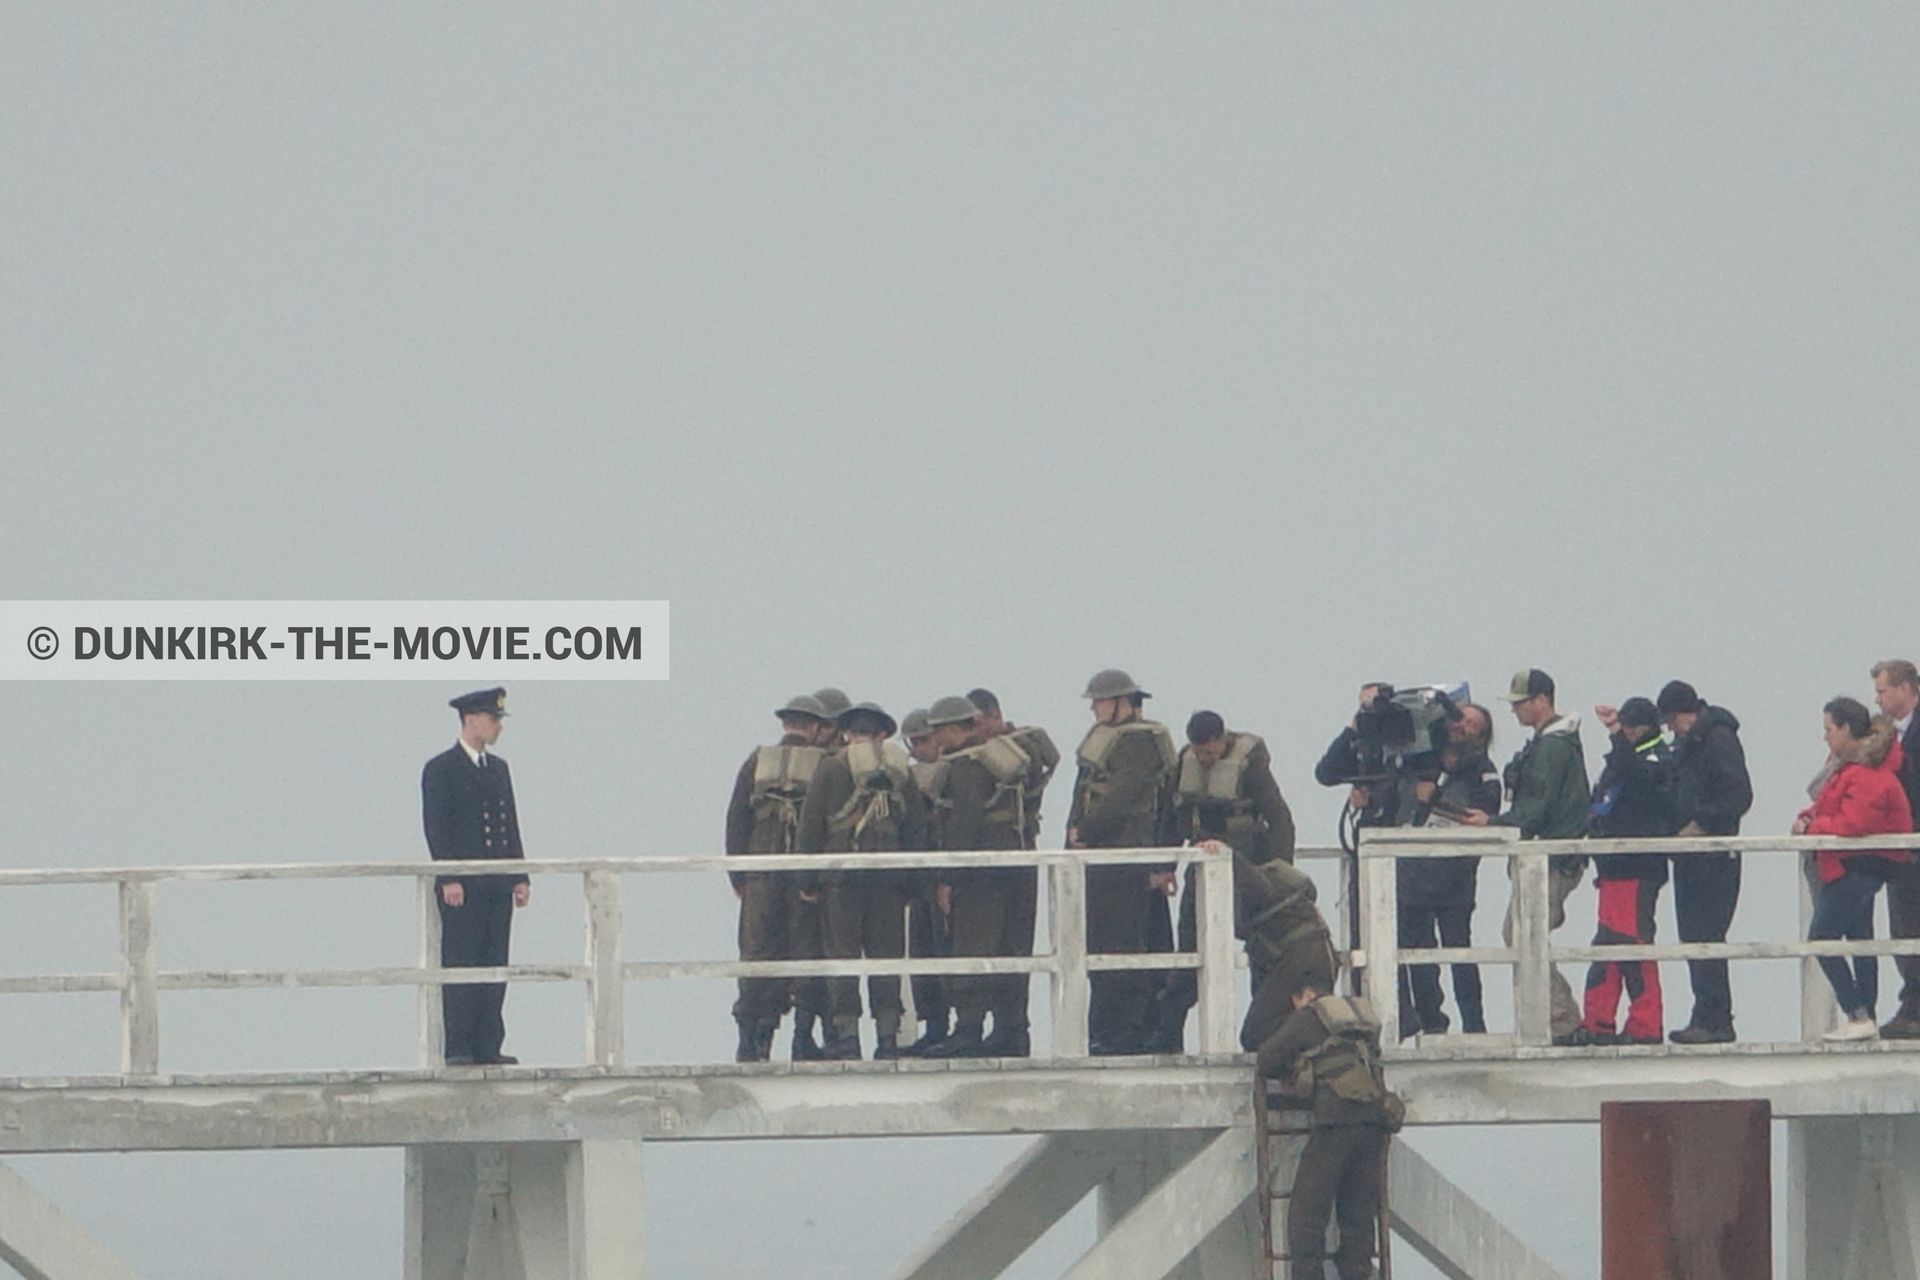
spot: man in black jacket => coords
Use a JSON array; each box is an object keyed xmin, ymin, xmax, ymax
[
  {"xmin": 1573, "ymin": 697, "xmax": 1678, "ymax": 1046},
  {"xmin": 1658, "ymin": 680, "xmax": 1754, "ymax": 1044},
  {"xmin": 1871, "ymin": 660, "xmax": 1920, "ymax": 1038},
  {"xmin": 422, "ymin": 687, "xmax": 532, "ymax": 1066}
]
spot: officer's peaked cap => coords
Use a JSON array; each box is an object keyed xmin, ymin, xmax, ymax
[{"xmin": 451, "ymin": 687, "xmax": 509, "ymax": 717}]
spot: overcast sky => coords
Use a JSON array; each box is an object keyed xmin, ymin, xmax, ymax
[{"xmin": 2, "ymin": 7, "xmax": 1916, "ymax": 1278}]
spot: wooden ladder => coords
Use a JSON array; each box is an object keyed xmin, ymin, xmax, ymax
[{"xmin": 1256, "ymin": 1081, "xmax": 1392, "ymax": 1280}]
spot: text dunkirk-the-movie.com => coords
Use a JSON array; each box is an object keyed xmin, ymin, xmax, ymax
[{"xmin": 1, "ymin": 602, "xmax": 669, "ymax": 681}]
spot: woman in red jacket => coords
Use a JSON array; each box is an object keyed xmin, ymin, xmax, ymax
[{"xmin": 1794, "ymin": 696, "xmax": 1915, "ymax": 1042}]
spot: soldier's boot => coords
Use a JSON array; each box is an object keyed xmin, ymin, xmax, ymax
[
  {"xmin": 903, "ymin": 1013, "xmax": 951, "ymax": 1057},
  {"xmin": 926, "ymin": 1019, "xmax": 988, "ymax": 1059},
  {"xmin": 734, "ymin": 1016, "xmax": 764, "ymax": 1064},
  {"xmin": 791, "ymin": 1012, "xmax": 826, "ymax": 1061},
  {"xmin": 822, "ymin": 1016, "xmax": 863, "ymax": 1061},
  {"xmin": 872, "ymin": 1016, "xmax": 904, "ymax": 1060}
]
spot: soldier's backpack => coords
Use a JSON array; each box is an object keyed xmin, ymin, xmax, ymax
[
  {"xmin": 829, "ymin": 739, "xmax": 914, "ymax": 849},
  {"xmin": 750, "ymin": 744, "xmax": 827, "ymax": 851},
  {"xmin": 934, "ymin": 733, "xmax": 1034, "ymax": 838},
  {"xmin": 1297, "ymin": 994, "xmax": 1405, "ymax": 1132},
  {"xmin": 1076, "ymin": 720, "xmax": 1178, "ymax": 817}
]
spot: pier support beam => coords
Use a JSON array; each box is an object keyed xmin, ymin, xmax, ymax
[
  {"xmin": 1789, "ymin": 1116, "xmax": 1920, "ymax": 1280},
  {"xmin": 405, "ymin": 1140, "xmax": 645, "ymax": 1280},
  {"xmin": 1071, "ymin": 1127, "xmax": 1258, "ymax": 1280},
  {"xmin": 1387, "ymin": 1140, "xmax": 1567, "ymax": 1280},
  {"xmin": 0, "ymin": 1160, "xmax": 147, "ymax": 1280}
]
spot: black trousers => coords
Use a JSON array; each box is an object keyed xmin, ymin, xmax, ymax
[
  {"xmin": 1397, "ymin": 902, "xmax": 1484, "ymax": 1034},
  {"xmin": 1288, "ymin": 1124, "xmax": 1389, "ymax": 1280},
  {"xmin": 1886, "ymin": 859, "xmax": 1920, "ymax": 1020},
  {"xmin": 1672, "ymin": 851, "xmax": 1741, "ymax": 1030},
  {"xmin": 1087, "ymin": 865, "xmax": 1152, "ymax": 1051},
  {"xmin": 907, "ymin": 891, "xmax": 951, "ymax": 1026},
  {"xmin": 1001, "ymin": 866, "xmax": 1039, "ymax": 1030},
  {"xmin": 440, "ymin": 887, "xmax": 514, "ymax": 1061}
]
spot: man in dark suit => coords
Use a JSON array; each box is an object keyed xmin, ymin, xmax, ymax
[
  {"xmin": 422, "ymin": 687, "xmax": 532, "ymax": 1065},
  {"xmin": 1872, "ymin": 660, "xmax": 1920, "ymax": 1038}
]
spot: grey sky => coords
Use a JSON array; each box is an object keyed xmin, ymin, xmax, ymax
[{"xmin": 2, "ymin": 6, "xmax": 1916, "ymax": 1278}]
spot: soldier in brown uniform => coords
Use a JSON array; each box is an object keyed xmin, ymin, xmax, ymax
[
  {"xmin": 1236, "ymin": 853, "xmax": 1340, "ymax": 1052},
  {"xmin": 1255, "ymin": 985, "xmax": 1399, "ymax": 1280},
  {"xmin": 796, "ymin": 702, "xmax": 928, "ymax": 1059},
  {"xmin": 967, "ymin": 688, "xmax": 1059, "ymax": 1054},
  {"xmin": 1147, "ymin": 710, "xmax": 1299, "ymax": 1051},
  {"xmin": 923, "ymin": 695, "xmax": 1035, "ymax": 1057},
  {"xmin": 1067, "ymin": 669, "xmax": 1178, "ymax": 1055},
  {"xmin": 782, "ymin": 686, "xmax": 854, "ymax": 1055},
  {"xmin": 724, "ymin": 694, "xmax": 832, "ymax": 1062},
  {"xmin": 900, "ymin": 709, "xmax": 955, "ymax": 1054}
]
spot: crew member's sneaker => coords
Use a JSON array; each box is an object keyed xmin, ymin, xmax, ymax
[
  {"xmin": 1822, "ymin": 1018, "xmax": 1879, "ymax": 1043},
  {"xmin": 1669, "ymin": 1023, "xmax": 1736, "ymax": 1045}
]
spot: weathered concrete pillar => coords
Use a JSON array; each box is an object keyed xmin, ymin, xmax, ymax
[
  {"xmin": 1788, "ymin": 1116, "xmax": 1920, "ymax": 1280},
  {"xmin": 1091, "ymin": 1129, "xmax": 1258, "ymax": 1280},
  {"xmin": 1602, "ymin": 1100, "xmax": 1770, "ymax": 1280},
  {"xmin": 405, "ymin": 1140, "xmax": 645, "ymax": 1280}
]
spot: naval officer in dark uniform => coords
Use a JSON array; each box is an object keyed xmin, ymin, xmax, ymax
[{"xmin": 422, "ymin": 687, "xmax": 531, "ymax": 1065}]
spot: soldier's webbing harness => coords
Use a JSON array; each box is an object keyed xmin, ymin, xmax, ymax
[
  {"xmin": 934, "ymin": 735, "xmax": 1033, "ymax": 839},
  {"xmin": 751, "ymin": 744, "xmax": 825, "ymax": 851},
  {"xmin": 1295, "ymin": 995, "xmax": 1386, "ymax": 1105},
  {"xmin": 1077, "ymin": 720, "xmax": 1177, "ymax": 819},
  {"xmin": 829, "ymin": 740, "xmax": 911, "ymax": 847}
]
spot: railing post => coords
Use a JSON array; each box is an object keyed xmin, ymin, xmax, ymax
[
  {"xmin": 1512, "ymin": 849, "xmax": 1552, "ymax": 1047},
  {"xmin": 1358, "ymin": 833, "xmax": 1400, "ymax": 1045},
  {"xmin": 1195, "ymin": 846, "xmax": 1237, "ymax": 1054},
  {"xmin": 584, "ymin": 869, "xmax": 625, "ymax": 1067},
  {"xmin": 1797, "ymin": 850, "xmax": 1829, "ymax": 1040},
  {"xmin": 417, "ymin": 876, "xmax": 444, "ymax": 1068},
  {"xmin": 118, "ymin": 878, "xmax": 159, "ymax": 1076},
  {"xmin": 1050, "ymin": 856, "xmax": 1090, "ymax": 1059}
]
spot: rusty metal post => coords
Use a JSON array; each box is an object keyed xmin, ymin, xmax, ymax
[{"xmin": 1602, "ymin": 1099, "xmax": 1772, "ymax": 1280}]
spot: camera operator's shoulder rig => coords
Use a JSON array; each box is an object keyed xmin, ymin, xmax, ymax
[
  {"xmin": 827, "ymin": 740, "xmax": 912, "ymax": 845},
  {"xmin": 933, "ymin": 734, "xmax": 1032, "ymax": 834}
]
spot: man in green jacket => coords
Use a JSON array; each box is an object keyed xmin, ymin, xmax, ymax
[{"xmin": 1463, "ymin": 668, "xmax": 1590, "ymax": 1043}]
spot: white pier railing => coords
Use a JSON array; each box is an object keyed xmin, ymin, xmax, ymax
[
  {"xmin": 1359, "ymin": 826, "xmax": 1920, "ymax": 1046},
  {"xmin": 0, "ymin": 845, "xmax": 1238, "ymax": 1076}
]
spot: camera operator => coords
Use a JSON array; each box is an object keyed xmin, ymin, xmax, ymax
[
  {"xmin": 1316, "ymin": 684, "xmax": 1495, "ymax": 1036},
  {"xmin": 1399, "ymin": 704, "xmax": 1501, "ymax": 1035}
]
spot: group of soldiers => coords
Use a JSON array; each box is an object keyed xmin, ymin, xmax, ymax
[
  {"xmin": 722, "ymin": 671, "xmax": 1322, "ymax": 1062},
  {"xmin": 723, "ymin": 671, "xmax": 1388, "ymax": 1279}
]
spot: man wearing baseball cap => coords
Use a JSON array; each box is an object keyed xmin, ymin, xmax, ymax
[{"xmin": 1463, "ymin": 669, "xmax": 1591, "ymax": 1044}]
